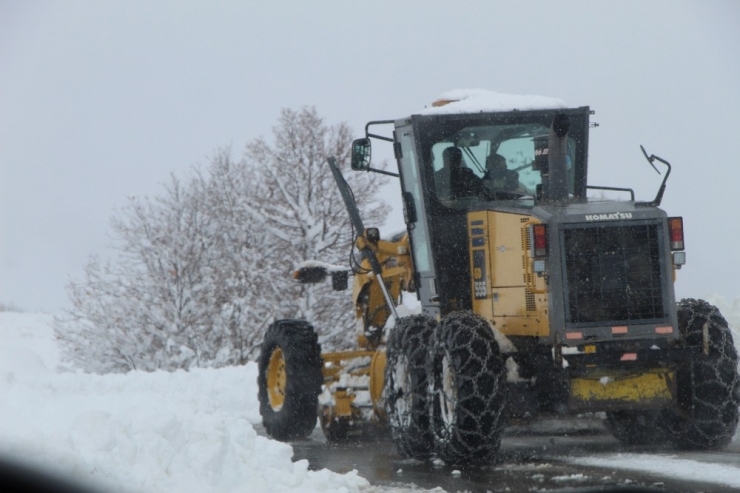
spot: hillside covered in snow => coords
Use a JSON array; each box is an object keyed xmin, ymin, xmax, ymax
[{"xmin": 0, "ymin": 313, "xmax": 388, "ymax": 493}]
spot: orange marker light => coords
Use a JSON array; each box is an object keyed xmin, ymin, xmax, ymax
[
  {"xmin": 532, "ymin": 224, "xmax": 548, "ymax": 258},
  {"xmin": 668, "ymin": 217, "xmax": 684, "ymax": 250}
]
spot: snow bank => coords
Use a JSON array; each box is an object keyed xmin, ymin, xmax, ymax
[
  {"xmin": 0, "ymin": 313, "xmax": 370, "ymax": 493},
  {"xmin": 570, "ymin": 454, "xmax": 740, "ymax": 489},
  {"xmin": 0, "ymin": 312, "xmax": 59, "ymax": 374},
  {"xmin": 419, "ymin": 89, "xmax": 567, "ymax": 115}
]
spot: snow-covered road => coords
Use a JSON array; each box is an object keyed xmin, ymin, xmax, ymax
[{"xmin": 287, "ymin": 416, "xmax": 740, "ymax": 492}]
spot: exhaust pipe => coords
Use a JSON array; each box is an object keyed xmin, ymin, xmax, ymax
[{"xmin": 542, "ymin": 114, "xmax": 570, "ymax": 202}]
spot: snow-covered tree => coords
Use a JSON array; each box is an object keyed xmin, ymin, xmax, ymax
[
  {"xmin": 247, "ymin": 107, "xmax": 389, "ymax": 349},
  {"xmin": 56, "ymin": 159, "xmax": 278, "ymax": 373},
  {"xmin": 56, "ymin": 108, "xmax": 390, "ymax": 372}
]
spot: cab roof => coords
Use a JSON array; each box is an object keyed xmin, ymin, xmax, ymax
[{"xmin": 419, "ymin": 89, "xmax": 567, "ymax": 116}]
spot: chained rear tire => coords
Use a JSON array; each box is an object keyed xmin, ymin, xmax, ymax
[
  {"xmin": 258, "ymin": 320, "xmax": 323, "ymax": 441},
  {"xmin": 385, "ymin": 315, "xmax": 436, "ymax": 460},
  {"xmin": 605, "ymin": 410, "xmax": 667, "ymax": 445},
  {"xmin": 663, "ymin": 299, "xmax": 740, "ymax": 450},
  {"xmin": 428, "ymin": 311, "xmax": 507, "ymax": 464}
]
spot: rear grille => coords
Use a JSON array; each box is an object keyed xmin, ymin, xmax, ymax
[
  {"xmin": 521, "ymin": 227, "xmax": 531, "ymax": 283},
  {"xmin": 563, "ymin": 223, "xmax": 665, "ymax": 324},
  {"xmin": 525, "ymin": 290, "xmax": 536, "ymax": 312}
]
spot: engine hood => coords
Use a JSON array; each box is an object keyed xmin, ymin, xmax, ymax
[{"xmin": 531, "ymin": 200, "xmax": 667, "ymax": 225}]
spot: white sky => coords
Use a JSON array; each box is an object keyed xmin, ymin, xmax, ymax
[{"xmin": 1, "ymin": 0, "xmax": 739, "ymax": 313}]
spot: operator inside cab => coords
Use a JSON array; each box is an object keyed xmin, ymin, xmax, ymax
[
  {"xmin": 483, "ymin": 153, "xmax": 520, "ymax": 193},
  {"xmin": 435, "ymin": 147, "xmax": 485, "ymax": 200},
  {"xmin": 433, "ymin": 146, "xmax": 523, "ymax": 202}
]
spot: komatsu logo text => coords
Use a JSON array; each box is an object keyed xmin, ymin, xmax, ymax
[{"xmin": 584, "ymin": 212, "xmax": 633, "ymax": 221}]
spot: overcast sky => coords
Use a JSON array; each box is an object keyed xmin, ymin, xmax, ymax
[{"xmin": 1, "ymin": 0, "xmax": 739, "ymax": 313}]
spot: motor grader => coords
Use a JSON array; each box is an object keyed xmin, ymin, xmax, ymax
[{"xmin": 257, "ymin": 91, "xmax": 740, "ymax": 464}]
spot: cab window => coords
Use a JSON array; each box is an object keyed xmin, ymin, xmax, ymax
[{"xmin": 427, "ymin": 123, "xmax": 577, "ymax": 206}]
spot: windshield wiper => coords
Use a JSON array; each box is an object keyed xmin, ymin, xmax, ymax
[
  {"xmin": 481, "ymin": 188, "xmax": 529, "ymax": 201},
  {"xmin": 462, "ymin": 147, "xmax": 485, "ymax": 174}
]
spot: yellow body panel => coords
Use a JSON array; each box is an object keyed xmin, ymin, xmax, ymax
[
  {"xmin": 332, "ymin": 389, "xmax": 353, "ymax": 416},
  {"xmin": 320, "ymin": 350, "xmax": 383, "ymax": 419},
  {"xmin": 351, "ymin": 235, "xmax": 414, "ymax": 348},
  {"xmin": 315, "ymin": 230, "xmax": 409, "ymax": 423},
  {"xmin": 469, "ymin": 211, "xmax": 549, "ymax": 337},
  {"xmin": 570, "ymin": 369, "xmax": 675, "ymax": 409},
  {"xmin": 322, "ymin": 350, "xmax": 376, "ymax": 381}
]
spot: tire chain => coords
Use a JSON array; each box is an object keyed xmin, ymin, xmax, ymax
[
  {"xmin": 385, "ymin": 315, "xmax": 436, "ymax": 459},
  {"xmin": 428, "ymin": 311, "xmax": 507, "ymax": 464},
  {"xmin": 663, "ymin": 298, "xmax": 740, "ymax": 449}
]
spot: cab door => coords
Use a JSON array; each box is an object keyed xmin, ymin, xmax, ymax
[{"xmin": 394, "ymin": 123, "xmax": 441, "ymax": 318}]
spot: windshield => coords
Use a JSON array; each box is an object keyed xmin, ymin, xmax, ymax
[
  {"xmin": 412, "ymin": 110, "xmax": 590, "ymax": 211},
  {"xmin": 428, "ymin": 122, "xmax": 577, "ymax": 206}
]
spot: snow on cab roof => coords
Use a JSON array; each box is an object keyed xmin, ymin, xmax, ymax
[{"xmin": 419, "ymin": 89, "xmax": 567, "ymax": 115}]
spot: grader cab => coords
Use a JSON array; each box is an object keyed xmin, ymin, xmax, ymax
[{"xmin": 257, "ymin": 91, "xmax": 739, "ymax": 464}]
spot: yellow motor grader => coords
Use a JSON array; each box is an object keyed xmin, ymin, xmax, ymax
[{"xmin": 257, "ymin": 92, "xmax": 740, "ymax": 464}]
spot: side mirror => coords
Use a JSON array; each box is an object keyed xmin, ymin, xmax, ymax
[{"xmin": 351, "ymin": 138, "xmax": 372, "ymax": 171}]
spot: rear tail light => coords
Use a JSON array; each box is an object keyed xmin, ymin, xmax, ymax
[
  {"xmin": 668, "ymin": 217, "xmax": 684, "ymax": 250},
  {"xmin": 530, "ymin": 224, "xmax": 548, "ymax": 258}
]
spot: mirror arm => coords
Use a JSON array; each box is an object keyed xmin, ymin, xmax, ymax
[
  {"xmin": 364, "ymin": 120, "xmax": 395, "ymax": 141},
  {"xmin": 635, "ymin": 145, "xmax": 672, "ymax": 207},
  {"xmin": 367, "ymin": 133, "xmax": 394, "ymax": 143},
  {"xmin": 355, "ymin": 119, "xmax": 400, "ymax": 175},
  {"xmin": 367, "ymin": 167, "xmax": 399, "ymax": 177}
]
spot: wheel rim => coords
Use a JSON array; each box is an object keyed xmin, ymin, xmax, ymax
[
  {"xmin": 393, "ymin": 355, "xmax": 411, "ymax": 427},
  {"xmin": 440, "ymin": 355, "xmax": 457, "ymax": 427},
  {"xmin": 267, "ymin": 347, "xmax": 286, "ymax": 411}
]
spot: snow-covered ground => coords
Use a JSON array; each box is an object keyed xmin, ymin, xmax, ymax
[
  {"xmin": 0, "ymin": 312, "xmax": 435, "ymax": 493},
  {"xmin": 2, "ymin": 295, "xmax": 739, "ymax": 492},
  {"xmin": 569, "ymin": 454, "xmax": 740, "ymax": 489}
]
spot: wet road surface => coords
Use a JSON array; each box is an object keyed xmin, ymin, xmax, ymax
[{"xmin": 256, "ymin": 419, "xmax": 740, "ymax": 493}]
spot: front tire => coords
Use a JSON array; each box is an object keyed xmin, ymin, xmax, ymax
[
  {"xmin": 258, "ymin": 320, "xmax": 323, "ymax": 441},
  {"xmin": 663, "ymin": 299, "xmax": 740, "ymax": 450},
  {"xmin": 384, "ymin": 315, "xmax": 436, "ymax": 460},
  {"xmin": 428, "ymin": 311, "xmax": 507, "ymax": 464}
]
